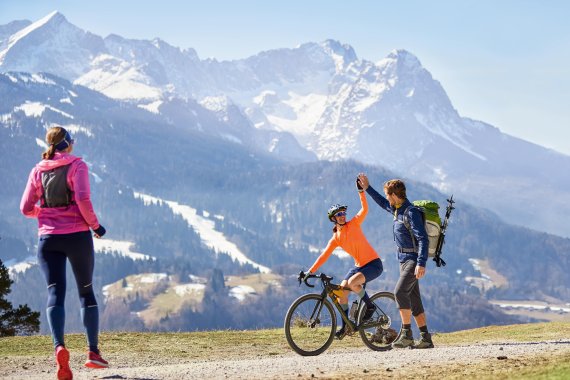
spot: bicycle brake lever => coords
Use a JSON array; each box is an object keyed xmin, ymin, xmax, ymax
[{"xmin": 304, "ymin": 274, "xmax": 315, "ymax": 288}]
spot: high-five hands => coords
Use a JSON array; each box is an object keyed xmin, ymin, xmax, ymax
[{"xmin": 357, "ymin": 173, "xmax": 369, "ymax": 191}]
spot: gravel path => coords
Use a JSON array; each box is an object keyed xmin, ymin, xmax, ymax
[{"xmin": 3, "ymin": 340, "xmax": 570, "ymax": 379}]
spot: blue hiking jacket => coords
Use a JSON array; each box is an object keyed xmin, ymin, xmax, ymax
[{"xmin": 366, "ymin": 185, "xmax": 429, "ymax": 267}]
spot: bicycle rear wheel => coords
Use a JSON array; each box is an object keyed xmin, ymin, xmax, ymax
[
  {"xmin": 357, "ymin": 291, "xmax": 402, "ymax": 351},
  {"xmin": 284, "ymin": 294, "xmax": 337, "ymax": 356}
]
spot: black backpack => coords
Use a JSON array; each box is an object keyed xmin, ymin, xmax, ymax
[{"xmin": 41, "ymin": 165, "xmax": 73, "ymax": 208}]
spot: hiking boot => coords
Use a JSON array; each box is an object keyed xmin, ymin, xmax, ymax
[
  {"xmin": 391, "ymin": 328, "xmax": 414, "ymax": 348},
  {"xmin": 362, "ymin": 304, "xmax": 376, "ymax": 321},
  {"xmin": 414, "ymin": 331, "xmax": 434, "ymax": 349},
  {"xmin": 55, "ymin": 345, "xmax": 73, "ymax": 380},
  {"xmin": 85, "ymin": 351, "xmax": 109, "ymax": 369}
]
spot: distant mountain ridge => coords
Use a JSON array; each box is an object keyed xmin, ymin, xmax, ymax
[
  {"xmin": 1, "ymin": 11, "xmax": 568, "ymax": 236},
  {"xmin": 1, "ymin": 70, "xmax": 569, "ymax": 335}
]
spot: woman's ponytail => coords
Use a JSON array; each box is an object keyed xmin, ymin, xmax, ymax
[
  {"xmin": 42, "ymin": 127, "xmax": 66, "ymax": 160},
  {"xmin": 42, "ymin": 144, "xmax": 57, "ymax": 160}
]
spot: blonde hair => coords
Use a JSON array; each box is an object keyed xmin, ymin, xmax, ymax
[{"xmin": 42, "ymin": 127, "xmax": 68, "ymax": 160}]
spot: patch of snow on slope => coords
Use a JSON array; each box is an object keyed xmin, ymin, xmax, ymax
[
  {"xmin": 229, "ymin": 285, "xmax": 257, "ymax": 301},
  {"xmin": 140, "ymin": 273, "xmax": 168, "ymax": 283},
  {"xmin": 63, "ymin": 124, "xmax": 93, "ymax": 137},
  {"xmin": 174, "ymin": 283, "xmax": 206, "ymax": 296},
  {"xmin": 14, "ymin": 102, "xmax": 47, "ymax": 118},
  {"xmin": 134, "ymin": 192, "xmax": 271, "ymax": 273},
  {"xmin": 36, "ymin": 138, "xmax": 48, "ymax": 149},
  {"xmin": 15, "ymin": 101, "xmax": 74, "ymax": 119},
  {"xmin": 138, "ymin": 100, "xmax": 163, "ymax": 114},
  {"xmin": 93, "ymin": 238, "xmax": 155, "ymax": 261},
  {"xmin": 5, "ymin": 256, "xmax": 36, "ymax": 277}
]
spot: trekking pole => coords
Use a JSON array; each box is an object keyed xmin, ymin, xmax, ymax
[{"xmin": 433, "ymin": 195, "xmax": 455, "ymax": 267}]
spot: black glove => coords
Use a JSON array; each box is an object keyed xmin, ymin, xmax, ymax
[
  {"xmin": 356, "ymin": 177, "xmax": 364, "ymax": 192},
  {"xmin": 93, "ymin": 225, "xmax": 106, "ymax": 237}
]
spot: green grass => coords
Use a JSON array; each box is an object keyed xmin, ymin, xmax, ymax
[
  {"xmin": 435, "ymin": 321, "xmax": 570, "ymax": 345},
  {"xmin": 0, "ymin": 329, "xmax": 292, "ymax": 364},
  {"xmin": 514, "ymin": 358, "xmax": 570, "ymax": 380}
]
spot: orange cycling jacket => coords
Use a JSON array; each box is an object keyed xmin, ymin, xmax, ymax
[{"xmin": 309, "ymin": 191, "xmax": 380, "ymax": 274}]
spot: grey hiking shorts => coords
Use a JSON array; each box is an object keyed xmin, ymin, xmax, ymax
[{"xmin": 394, "ymin": 259, "xmax": 425, "ymax": 316}]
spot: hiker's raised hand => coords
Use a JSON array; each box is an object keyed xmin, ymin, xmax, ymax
[{"xmin": 357, "ymin": 173, "xmax": 369, "ymax": 191}]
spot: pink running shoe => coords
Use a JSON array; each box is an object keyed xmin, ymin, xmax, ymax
[
  {"xmin": 85, "ymin": 351, "xmax": 109, "ymax": 369},
  {"xmin": 55, "ymin": 345, "xmax": 73, "ymax": 380}
]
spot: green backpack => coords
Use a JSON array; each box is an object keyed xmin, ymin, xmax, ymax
[{"xmin": 403, "ymin": 200, "xmax": 442, "ymax": 258}]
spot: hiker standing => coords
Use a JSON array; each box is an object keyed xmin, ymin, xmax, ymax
[
  {"xmin": 357, "ymin": 173, "xmax": 434, "ymax": 349},
  {"xmin": 20, "ymin": 127, "xmax": 109, "ymax": 380},
  {"xmin": 304, "ymin": 179, "xmax": 384, "ymax": 339}
]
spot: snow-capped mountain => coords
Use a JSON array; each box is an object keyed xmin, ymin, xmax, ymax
[
  {"xmin": 2, "ymin": 48, "xmax": 570, "ymax": 335},
  {"xmin": 1, "ymin": 11, "xmax": 569, "ymax": 236},
  {"xmin": 0, "ymin": 11, "xmax": 105, "ymax": 79}
]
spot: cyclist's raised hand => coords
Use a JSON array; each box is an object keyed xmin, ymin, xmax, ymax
[
  {"xmin": 357, "ymin": 173, "xmax": 369, "ymax": 191},
  {"xmin": 356, "ymin": 177, "xmax": 364, "ymax": 192}
]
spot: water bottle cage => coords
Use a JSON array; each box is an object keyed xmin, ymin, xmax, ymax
[{"xmin": 349, "ymin": 301, "xmax": 359, "ymax": 321}]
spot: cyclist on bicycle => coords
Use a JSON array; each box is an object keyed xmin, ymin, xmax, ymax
[{"xmin": 304, "ymin": 178, "xmax": 384, "ymax": 339}]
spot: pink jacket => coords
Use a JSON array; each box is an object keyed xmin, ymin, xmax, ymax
[{"xmin": 20, "ymin": 152, "xmax": 101, "ymax": 236}]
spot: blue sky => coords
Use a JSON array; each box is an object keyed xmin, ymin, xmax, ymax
[{"xmin": 1, "ymin": 0, "xmax": 569, "ymax": 155}]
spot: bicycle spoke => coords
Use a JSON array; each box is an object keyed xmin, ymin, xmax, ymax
[
  {"xmin": 285, "ymin": 294, "xmax": 336, "ymax": 356},
  {"xmin": 357, "ymin": 292, "xmax": 402, "ymax": 351}
]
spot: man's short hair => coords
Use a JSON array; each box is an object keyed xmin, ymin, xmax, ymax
[{"xmin": 384, "ymin": 179, "xmax": 406, "ymax": 199}]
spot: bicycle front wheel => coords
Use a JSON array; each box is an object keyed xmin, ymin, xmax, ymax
[
  {"xmin": 284, "ymin": 294, "xmax": 337, "ymax": 356},
  {"xmin": 357, "ymin": 291, "xmax": 402, "ymax": 351}
]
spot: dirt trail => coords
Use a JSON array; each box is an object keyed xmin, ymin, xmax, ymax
[{"xmin": 2, "ymin": 340, "xmax": 569, "ymax": 379}]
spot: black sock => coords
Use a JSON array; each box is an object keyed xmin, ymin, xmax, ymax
[
  {"xmin": 357, "ymin": 289, "xmax": 373, "ymax": 307},
  {"xmin": 403, "ymin": 324, "xmax": 411, "ymax": 330},
  {"xmin": 419, "ymin": 325, "xmax": 429, "ymax": 333}
]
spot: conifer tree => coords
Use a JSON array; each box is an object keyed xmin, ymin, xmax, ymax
[{"xmin": 0, "ymin": 259, "xmax": 40, "ymax": 337}]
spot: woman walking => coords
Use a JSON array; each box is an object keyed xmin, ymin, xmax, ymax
[{"xmin": 20, "ymin": 127, "xmax": 108, "ymax": 379}]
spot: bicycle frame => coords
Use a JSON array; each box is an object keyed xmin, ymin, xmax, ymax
[{"xmin": 303, "ymin": 273, "xmax": 387, "ymax": 333}]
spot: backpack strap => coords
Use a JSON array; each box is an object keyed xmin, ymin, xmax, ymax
[{"xmin": 401, "ymin": 205, "xmax": 419, "ymax": 253}]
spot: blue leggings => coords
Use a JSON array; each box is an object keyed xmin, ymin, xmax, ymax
[{"xmin": 37, "ymin": 230, "xmax": 99, "ymax": 352}]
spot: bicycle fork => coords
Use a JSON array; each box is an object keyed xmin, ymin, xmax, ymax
[{"xmin": 307, "ymin": 292, "xmax": 329, "ymax": 328}]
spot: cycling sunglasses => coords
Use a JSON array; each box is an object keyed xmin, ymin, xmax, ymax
[{"xmin": 335, "ymin": 211, "xmax": 347, "ymax": 217}]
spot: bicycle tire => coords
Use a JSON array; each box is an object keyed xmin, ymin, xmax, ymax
[
  {"xmin": 284, "ymin": 293, "xmax": 337, "ymax": 356},
  {"xmin": 357, "ymin": 291, "xmax": 402, "ymax": 351}
]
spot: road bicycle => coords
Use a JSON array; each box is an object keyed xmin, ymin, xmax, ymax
[{"xmin": 284, "ymin": 271, "xmax": 402, "ymax": 356}]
